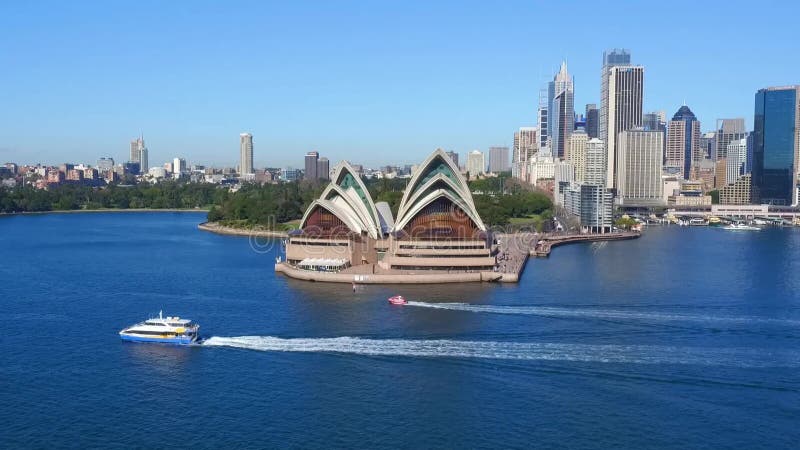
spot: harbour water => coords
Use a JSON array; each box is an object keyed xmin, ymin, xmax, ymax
[{"xmin": 1, "ymin": 212, "xmax": 799, "ymax": 448}]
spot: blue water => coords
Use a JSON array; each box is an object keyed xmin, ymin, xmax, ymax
[{"xmin": 2, "ymin": 212, "xmax": 799, "ymax": 448}]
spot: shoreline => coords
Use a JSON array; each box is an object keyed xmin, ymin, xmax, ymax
[
  {"xmin": 197, "ymin": 221, "xmax": 289, "ymax": 238},
  {"xmin": 0, "ymin": 208, "xmax": 209, "ymax": 217}
]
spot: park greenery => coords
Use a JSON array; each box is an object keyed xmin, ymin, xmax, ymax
[
  {"xmin": 0, "ymin": 182, "xmax": 224, "ymax": 213},
  {"xmin": 1, "ymin": 174, "xmax": 554, "ymax": 229}
]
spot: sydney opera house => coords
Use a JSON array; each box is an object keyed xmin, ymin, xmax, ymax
[{"xmin": 275, "ymin": 149, "xmax": 507, "ymax": 283}]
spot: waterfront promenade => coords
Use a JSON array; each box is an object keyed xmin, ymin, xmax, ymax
[{"xmin": 275, "ymin": 231, "xmax": 640, "ymax": 284}]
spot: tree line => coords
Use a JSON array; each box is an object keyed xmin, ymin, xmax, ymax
[
  {"xmin": 2, "ymin": 175, "xmax": 553, "ymax": 228},
  {"xmin": 0, "ymin": 182, "xmax": 225, "ymax": 213}
]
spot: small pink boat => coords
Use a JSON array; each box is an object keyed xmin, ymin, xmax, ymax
[{"xmin": 388, "ymin": 295, "xmax": 407, "ymax": 305}]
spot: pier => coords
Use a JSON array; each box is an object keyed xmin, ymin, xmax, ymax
[{"xmin": 530, "ymin": 232, "xmax": 641, "ymax": 257}]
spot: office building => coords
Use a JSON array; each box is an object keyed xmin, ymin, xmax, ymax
[
  {"xmin": 726, "ymin": 138, "xmax": 748, "ymax": 185},
  {"xmin": 551, "ymin": 62, "xmax": 574, "ymax": 159},
  {"xmin": 714, "ymin": 159, "xmax": 727, "ymax": 189},
  {"xmin": 512, "ymin": 127, "xmax": 538, "ymax": 180},
  {"xmin": 643, "ymin": 111, "xmax": 666, "ymax": 132},
  {"xmin": 282, "ymin": 167, "xmax": 301, "ymax": 182},
  {"xmin": 553, "ymin": 160, "xmax": 575, "ymax": 206},
  {"xmin": 585, "ymin": 104, "xmax": 599, "ymax": 138},
  {"xmin": 317, "ymin": 157, "xmax": 330, "ymax": 180},
  {"xmin": 466, "ymin": 150, "xmax": 485, "ymax": 177},
  {"xmin": 752, "ymin": 85, "xmax": 800, "ymax": 205},
  {"xmin": 445, "ymin": 150, "xmax": 459, "ymax": 168},
  {"xmin": 665, "ymin": 105, "xmax": 702, "ymax": 179},
  {"xmin": 538, "ymin": 89, "xmax": 549, "ymax": 148},
  {"xmin": 700, "ymin": 132, "xmax": 716, "ymax": 161},
  {"xmin": 599, "ymin": 49, "xmax": 643, "ymax": 189},
  {"xmin": 239, "ymin": 133, "xmax": 254, "ymax": 175},
  {"xmin": 720, "ymin": 173, "xmax": 752, "ymax": 205},
  {"xmin": 617, "ymin": 130, "xmax": 664, "ymax": 205},
  {"xmin": 304, "ymin": 151, "xmax": 320, "ymax": 181},
  {"xmin": 714, "ymin": 119, "xmax": 747, "ymax": 161},
  {"xmin": 488, "ymin": 146, "xmax": 510, "ymax": 173},
  {"xmin": 527, "ymin": 155, "xmax": 555, "ymax": 184},
  {"xmin": 129, "ymin": 136, "xmax": 148, "ymax": 173},
  {"xmin": 567, "ymin": 130, "xmax": 588, "ymax": 182},
  {"xmin": 173, "ymin": 158, "xmax": 187, "ymax": 178},
  {"xmin": 97, "ymin": 157, "xmax": 114, "ymax": 173}
]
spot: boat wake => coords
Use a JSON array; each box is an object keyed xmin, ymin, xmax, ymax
[
  {"xmin": 202, "ymin": 336, "xmax": 800, "ymax": 367},
  {"xmin": 405, "ymin": 301, "xmax": 800, "ymax": 326}
]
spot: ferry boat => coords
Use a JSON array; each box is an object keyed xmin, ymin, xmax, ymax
[
  {"xmin": 723, "ymin": 223, "xmax": 761, "ymax": 231},
  {"xmin": 119, "ymin": 311, "xmax": 199, "ymax": 345},
  {"xmin": 388, "ymin": 295, "xmax": 407, "ymax": 305}
]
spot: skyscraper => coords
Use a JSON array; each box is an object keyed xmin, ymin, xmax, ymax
[
  {"xmin": 617, "ymin": 130, "xmax": 664, "ymax": 205},
  {"xmin": 488, "ymin": 146, "xmax": 510, "ymax": 173},
  {"xmin": 585, "ymin": 104, "xmax": 599, "ymax": 138},
  {"xmin": 567, "ymin": 130, "xmax": 588, "ymax": 182},
  {"xmin": 512, "ymin": 127, "xmax": 538, "ymax": 180},
  {"xmin": 752, "ymin": 85, "xmax": 800, "ymax": 205},
  {"xmin": 467, "ymin": 150, "xmax": 485, "ymax": 177},
  {"xmin": 584, "ymin": 138, "xmax": 607, "ymax": 186},
  {"xmin": 173, "ymin": 157, "xmax": 187, "ymax": 179},
  {"xmin": 726, "ymin": 138, "xmax": 747, "ymax": 185},
  {"xmin": 599, "ymin": 49, "xmax": 643, "ymax": 190},
  {"xmin": 316, "ymin": 157, "xmax": 330, "ymax": 180},
  {"xmin": 129, "ymin": 136, "xmax": 148, "ymax": 174},
  {"xmin": 130, "ymin": 137, "xmax": 143, "ymax": 163},
  {"xmin": 445, "ymin": 150, "xmax": 459, "ymax": 168},
  {"xmin": 551, "ymin": 62, "xmax": 574, "ymax": 159},
  {"xmin": 239, "ymin": 133, "xmax": 254, "ymax": 175},
  {"xmin": 304, "ymin": 151, "xmax": 319, "ymax": 181},
  {"xmin": 714, "ymin": 118, "xmax": 747, "ymax": 161},
  {"xmin": 665, "ymin": 105, "xmax": 702, "ymax": 179},
  {"xmin": 538, "ymin": 89, "xmax": 549, "ymax": 149}
]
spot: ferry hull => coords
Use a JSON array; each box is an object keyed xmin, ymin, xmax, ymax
[{"xmin": 119, "ymin": 333, "xmax": 196, "ymax": 345}]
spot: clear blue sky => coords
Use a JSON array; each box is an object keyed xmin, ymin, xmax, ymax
[{"xmin": 1, "ymin": 0, "xmax": 798, "ymax": 168}]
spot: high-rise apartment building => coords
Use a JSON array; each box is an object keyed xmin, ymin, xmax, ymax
[
  {"xmin": 665, "ymin": 105, "xmax": 702, "ymax": 179},
  {"xmin": 584, "ymin": 138, "xmax": 607, "ymax": 186},
  {"xmin": 714, "ymin": 119, "xmax": 746, "ymax": 161},
  {"xmin": 753, "ymin": 85, "xmax": 800, "ymax": 205},
  {"xmin": 466, "ymin": 150, "xmax": 485, "ymax": 177},
  {"xmin": 304, "ymin": 151, "xmax": 319, "ymax": 181},
  {"xmin": 585, "ymin": 104, "xmax": 599, "ymax": 138},
  {"xmin": 239, "ymin": 133, "xmax": 254, "ymax": 175},
  {"xmin": 567, "ymin": 130, "xmax": 588, "ymax": 182},
  {"xmin": 488, "ymin": 146, "xmax": 510, "ymax": 173},
  {"xmin": 551, "ymin": 62, "xmax": 574, "ymax": 159},
  {"xmin": 617, "ymin": 130, "xmax": 664, "ymax": 205},
  {"xmin": 599, "ymin": 49, "xmax": 643, "ymax": 190}
]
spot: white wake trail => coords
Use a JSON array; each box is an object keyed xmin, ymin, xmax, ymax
[
  {"xmin": 202, "ymin": 336, "xmax": 800, "ymax": 368},
  {"xmin": 405, "ymin": 301, "xmax": 800, "ymax": 326}
]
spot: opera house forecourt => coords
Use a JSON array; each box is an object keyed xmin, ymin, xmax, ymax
[{"xmin": 274, "ymin": 149, "xmax": 512, "ymax": 283}]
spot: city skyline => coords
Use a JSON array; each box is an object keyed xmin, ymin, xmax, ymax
[{"xmin": 1, "ymin": 1, "xmax": 798, "ymax": 167}]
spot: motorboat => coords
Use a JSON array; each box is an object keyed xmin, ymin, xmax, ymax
[
  {"xmin": 119, "ymin": 311, "xmax": 200, "ymax": 345},
  {"xmin": 388, "ymin": 295, "xmax": 407, "ymax": 305},
  {"xmin": 723, "ymin": 223, "xmax": 761, "ymax": 231}
]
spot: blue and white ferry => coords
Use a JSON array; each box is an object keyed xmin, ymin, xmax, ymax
[{"xmin": 119, "ymin": 311, "xmax": 199, "ymax": 345}]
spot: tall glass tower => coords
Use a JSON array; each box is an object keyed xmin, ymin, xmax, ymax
[{"xmin": 752, "ymin": 86, "xmax": 800, "ymax": 205}]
